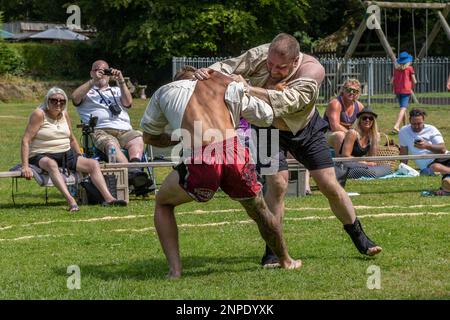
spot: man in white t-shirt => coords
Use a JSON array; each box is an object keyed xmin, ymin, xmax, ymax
[
  {"xmin": 72, "ymin": 60, "xmax": 144, "ymax": 164},
  {"xmin": 72, "ymin": 60, "xmax": 153, "ymax": 194},
  {"xmin": 399, "ymin": 108, "xmax": 449, "ymax": 176}
]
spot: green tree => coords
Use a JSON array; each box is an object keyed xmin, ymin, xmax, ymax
[
  {"xmin": 0, "ymin": 0, "xmax": 70, "ymax": 23},
  {"xmin": 76, "ymin": 0, "xmax": 310, "ymax": 87},
  {"xmin": 0, "ymin": 11, "xmax": 25, "ymax": 75}
]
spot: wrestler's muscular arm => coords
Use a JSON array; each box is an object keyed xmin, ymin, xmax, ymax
[{"xmin": 143, "ymin": 132, "xmax": 179, "ymax": 148}]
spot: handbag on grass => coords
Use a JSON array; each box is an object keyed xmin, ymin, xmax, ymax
[{"xmin": 376, "ymin": 133, "xmax": 400, "ymax": 171}]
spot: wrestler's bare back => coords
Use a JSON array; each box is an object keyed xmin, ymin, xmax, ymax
[{"xmin": 181, "ymin": 71, "xmax": 237, "ymax": 146}]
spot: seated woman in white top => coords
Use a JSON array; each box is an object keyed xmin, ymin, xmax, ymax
[{"xmin": 21, "ymin": 87, "xmax": 126, "ymax": 212}]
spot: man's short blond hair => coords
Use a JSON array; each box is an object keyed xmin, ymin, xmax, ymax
[{"xmin": 340, "ymin": 78, "xmax": 361, "ymax": 95}]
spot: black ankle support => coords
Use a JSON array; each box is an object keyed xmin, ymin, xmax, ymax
[
  {"xmin": 344, "ymin": 218, "xmax": 377, "ymax": 255},
  {"xmin": 261, "ymin": 244, "xmax": 279, "ymax": 266},
  {"xmin": 265, "ymin": 244, "xmax": 274, "ymax": 256}
]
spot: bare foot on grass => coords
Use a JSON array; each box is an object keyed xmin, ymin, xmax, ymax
[
  {"xmin": 167, "ymin": 270, "xmax": 181, "ymax": 279},
  {"xmin": 367, "ymin": 246, "xmax": 382, "ymax": 256}
]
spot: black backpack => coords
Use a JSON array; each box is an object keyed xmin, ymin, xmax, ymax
[{"xmin": 80, "ymin": 175, "xmax": 117, "ymax": 204}]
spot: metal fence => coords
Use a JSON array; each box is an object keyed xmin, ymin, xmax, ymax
[
  {"xmin": 320, "ymin": 57, "xmax": 450, "ymax": 106},
  {"xmin": 172, "ymin": 57, "xmax": 230, "ymax": 80},
  {"xmin": 173, "ymin": 56, "xmax": 450, "ymax": 105}
]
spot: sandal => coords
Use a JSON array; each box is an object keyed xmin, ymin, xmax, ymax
[
  {"xmin": 68, "ymin": 204, "xmax": 80, "ymax": 212},
  {"xmin": 102, "ymin": 199, "xmax": 127, "ymax": 207}
]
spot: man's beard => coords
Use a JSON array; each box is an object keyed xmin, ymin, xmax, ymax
[
  {"xmin": 269, "ymin": 74, "xmax": 284, "ymax": 82},
  {"xmin": 97, "ymin": 78, "xmax": 108, "ymax": 88}
]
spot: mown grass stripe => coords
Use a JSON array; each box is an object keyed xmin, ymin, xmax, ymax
[
  {"xmin": 0, "ymin": 233, "xmax": 74, "ymax": 242},
  {"xmin": 1, "ymin": 203, "xmax": 448, "ymax": 232},
  {"xmin": 111, "ymin": 211, "xmax": 450, "ymax": 233}
]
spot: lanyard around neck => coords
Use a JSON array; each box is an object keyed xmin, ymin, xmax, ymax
[{"xmin": 95, "ymin": 88, "xmax": 120, "ymax": 107}]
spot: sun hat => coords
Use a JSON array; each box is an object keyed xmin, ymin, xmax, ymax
[
  {"xmin": 397, "ymin": 51, "xmax": 413, "ymax": 64},
  {"xmin": 356, "ymin": 106, "xmax": 378, "ymax": 119}
]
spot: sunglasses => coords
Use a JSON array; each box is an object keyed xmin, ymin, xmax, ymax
[
  {"xmin": 361, "ymin": 116, "xmax": 374, "ymax": 121},
  {"xmin": 49, "ymin": 98, "xmax": 66, "ymax": 105},
  {"xmin": 410, "ymin": 110, "xmax": 426, "ymax": 117},
  {"xmin": 344, "ymin": 87, "xmax": 360, "ymax": 94}
]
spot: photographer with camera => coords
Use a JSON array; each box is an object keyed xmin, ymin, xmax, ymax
[{"xmin": 72, "ymin": 60, "xmax": 153, "ymax": 194}]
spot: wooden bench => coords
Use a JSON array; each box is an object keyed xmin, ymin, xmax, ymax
[
  {"xmin": 0, "ymin": 169, "xmax": 79, "ymax": 205},
  {"xmin": 3, "ymin": 154, "xmax": 448, "ymax": 202}
]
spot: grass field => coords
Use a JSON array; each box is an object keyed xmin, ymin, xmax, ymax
[{"xmin": 0, "ymin": 98, "xmax": 449, "ymax": 299}]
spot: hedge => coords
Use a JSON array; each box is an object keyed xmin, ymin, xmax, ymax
[
  {"xmin": 7, "ymin": 42, "xmax": 100, "ymax": 80},
  {"xmin": 0, "ymin": 42, "xmax": 25, "ymax": 75}
]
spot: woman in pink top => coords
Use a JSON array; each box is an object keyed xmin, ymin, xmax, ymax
[{"xmin": 390, "ymin": 52, "xmax": 417, "ymax": 133}]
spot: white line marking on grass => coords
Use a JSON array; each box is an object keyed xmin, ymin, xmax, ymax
[
  {"xmin": 0, "ymin": 116, "xmax": 27, "ymax": 119},
  {"xmin": 286, "ymin": 204, "xmax": 450, "ymax": 211},
  {"xmin": 1, "ymin": 215, "xmax": 149, "ymax": 232},
  {"xmin": 112, "ymin": 211, "xmax": 450, "ymax": 233},
  {"xmin": 112, "ymin": 220, "xmax": 254, "ymax": 233},
  {"xmin": 0, "ymin": 233, "xmax": 74, "ymax": 242},
  {"xmin": 113, "ymin": 227, "xmax": 154, "ymax": 233},
  {"xmin": 285, "ymin": 211, "xmax": 449, "ymax": 222},
  {"xmin": 355, "ymin": 204, "xmax": 450, "ymax": 209},
  {"xmin": 178, "ymin": 204, "xmax": 450, "ymax": 215},
  {"xmin": 362, "ymin": 211, "xmax": 449, "ymax": 218},
  {"xmin": 15, "ymin": 215, "xmax": 147, "ymax": 228},
  {"xmin": 5, "ymin": 211, "xmax": 449, "ymax": 240},
  {"xmin": 2, "ymin": 204, "xmax": 449, "ymax": 233},
  {"xmin": 178, "ymin": 209, "xmax": 243, "ymax": 214},
  {"xmin": 179, "ymin": 220, "xmax": 253, "ymax": 228}
]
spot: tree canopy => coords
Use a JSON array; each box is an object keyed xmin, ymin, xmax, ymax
[{"xmin": 1, "ymin": 0, "xmax": 448, "ymax": 88}]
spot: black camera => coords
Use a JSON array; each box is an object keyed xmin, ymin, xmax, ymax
[
  {"xmin": 77, "ymin": 115, "xmax": 98, "ymax": 135},
  {"xmin": 102, "ymin": 68, "xmax": 113, "ymax": 76},
  {"xmin": 109, "ymin": 103, "xmax": 122, "ymax": 116},
  {"xmin": 414, "ymin": 138, "xmax": 423, "ymax": 144}
]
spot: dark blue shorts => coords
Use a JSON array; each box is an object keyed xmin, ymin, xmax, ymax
[
  {"xmin": 252, "ymin": 109, "xmax": 334, "ymax": 174},
  {"xmin": 396, "ymin": 94, "xmax": 411, "ymax": 108}
]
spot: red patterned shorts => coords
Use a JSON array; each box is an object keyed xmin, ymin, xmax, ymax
[{"xmin": 175, "ymin": 136, "xmax": 261, "ymax": 202}]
